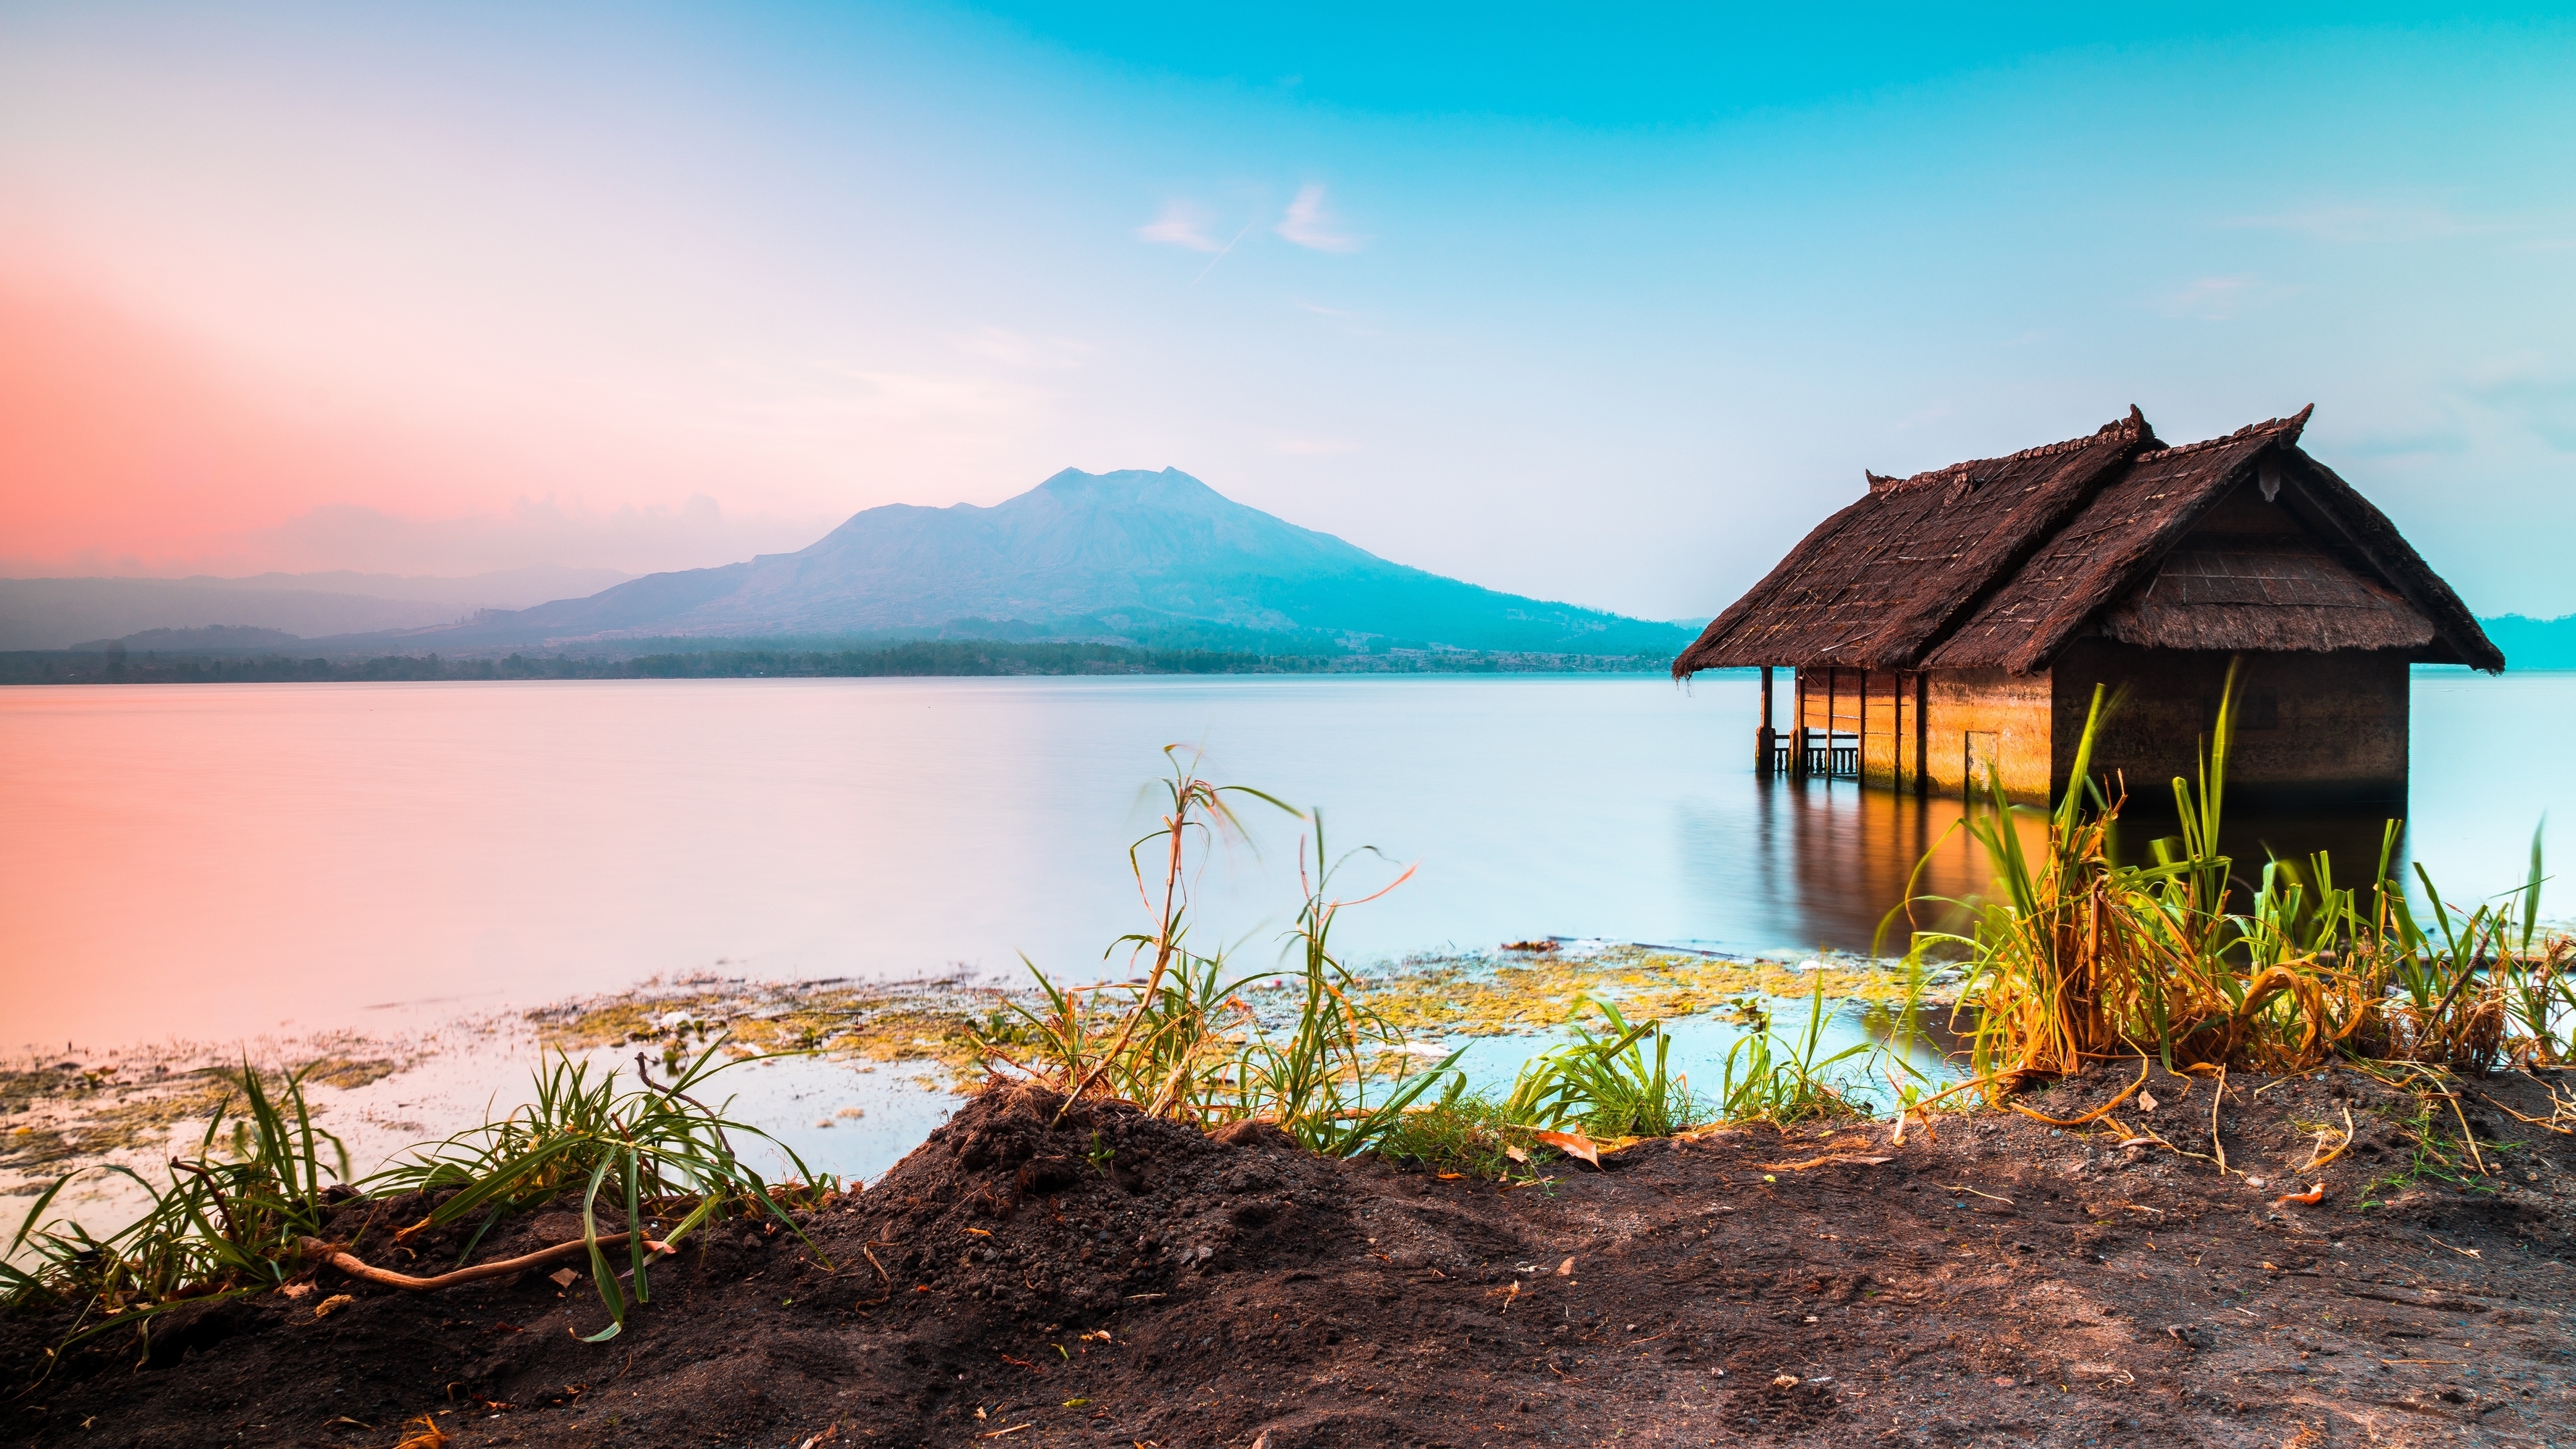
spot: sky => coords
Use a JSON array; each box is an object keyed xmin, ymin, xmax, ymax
[{"xmin": 2, "ymin": 3, "xmax": 2572, "ymax": 618}]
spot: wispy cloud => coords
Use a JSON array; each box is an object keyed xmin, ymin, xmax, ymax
[
  {"xmin": 1275, "ymin": 184, "xmax": 1362, "ymax": 253},
  {"xmin": 2162, "ymin": 273, "xmax": 2265, "ymax": 321},
  {"xmin": 2222, "ymin": 202, "xmax": 2491, "ymax": 245},
  {"xmin": 2463, "ymin": 352, "xmax": 2576, "ymax": 451},
  {"xmin": 1136, "ymin": 200, "xmax": 1224, "ymax": 252}
]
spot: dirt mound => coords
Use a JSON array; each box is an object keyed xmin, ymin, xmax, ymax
[
  {"xmin": 832, "ymin": 1084, "xmax": 1349, "ymax": 1318},
  {"xmin": 9, "ymin": 1069, "xmax": 2576, "ymax": 1448}
]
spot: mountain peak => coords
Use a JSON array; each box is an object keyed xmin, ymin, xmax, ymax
[
  {"xmin": 387, "ymin": 464, "xmax": 1691, "ymax": 657},
  {"xmin": 1033, "ymin": 466, "xmax": 1213, "ymax": 499}
]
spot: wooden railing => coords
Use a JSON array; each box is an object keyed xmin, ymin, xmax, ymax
[{"xmin": 1768, "ymin": 729, "xmax": 1859, "ymax": 777}]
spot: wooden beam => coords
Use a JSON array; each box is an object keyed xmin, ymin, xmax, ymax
[
  {"xmin": 1758, "ymin": 664, "xmax": 1776, "ymax": 773},
  {"xmin": 1791, "ymin": 667, "xmax": 1809, "ymax": 777},
  {"xmin": 1825, "ymin": 667, "xmax": 1837, "ymax": 779},
  {"xmin": 1913, "ymin": 671, "xmax": 1931, "ymax": 799},
  {"xmin": 1859, "ymin": 667, "xmax": 1869, "ymax": 785}
]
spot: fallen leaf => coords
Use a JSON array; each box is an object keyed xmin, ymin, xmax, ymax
[
  {"xmin": 1771, "ymin": 1374, "xmax": 1800, "ymax": 1388},
  {"xmin": 548, "ymin": 1268, "xmax": 580, "ymax": 1289},
  {"xmin": 2137, "ymin": 1092, "xmax": 2159, "ymax": 1113},
  {"xmin": 1503, "ymin": 1145, "xmax": 1529, "ymax": 1164},
  {"xmin": 313, "ymin": 1293, "xmax": 355, "ymax": 1318},
  {"xmin": 1529, "ymin": 1129, "xmax": 1600, "ymax": 1169},
  {"xmin": 1762, "ymin": 1154, "xmax": 1892, "ymax": 1171},
  {"xmin": 2272, "ymin": 1186, "xmax": 2324, "ymax": 1207},
  {"xmin": 279, "ymin": 1282, "xmax": 314, "ymax": 1300},
  {"xmin": 1436, "ymin": 1172, "xmax": 1466, "ymax": 1180},
  {"xmin": 1555, "ymin": 1256, "xmax": 1576, "ymax": 1277}
]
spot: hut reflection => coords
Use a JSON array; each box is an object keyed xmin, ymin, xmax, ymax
[{"xmin": 1680, "ymin": 767, "xmax": 2411, "ymax": 959}]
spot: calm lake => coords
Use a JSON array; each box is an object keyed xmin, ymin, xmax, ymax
[{"xmin": 5, "ymin": 669, "xmax": 2569, "ymax": 1056}]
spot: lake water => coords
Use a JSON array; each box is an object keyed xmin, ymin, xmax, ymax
[{"xmin": 5, "ymin": 669, "xmax": 2569, "ymax": 1056}]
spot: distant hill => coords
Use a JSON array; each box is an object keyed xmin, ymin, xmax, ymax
[
  {"xmin": 0, "ymin": 567, "xmax": 633, "ymax": 651},
  {"xmin": 2481, "ymin": 614, "xmax": 2576, "ymax": 669},
  {"xmin": 74, "ymin": 625, "xmax": 306, "ymax": 653},
  {"xmin": 394, "ymin": 468, "xmax": 1693, "ymax": 656}
]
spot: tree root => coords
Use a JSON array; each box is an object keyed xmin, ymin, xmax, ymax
[{"xmin": 298, "ymin": 1233, "xmax": 673, "ymax": 1292}]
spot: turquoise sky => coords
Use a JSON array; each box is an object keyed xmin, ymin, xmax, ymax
[{"xmin": 4, "ymin": 4, "xmax": 2571, "ymax": 618}]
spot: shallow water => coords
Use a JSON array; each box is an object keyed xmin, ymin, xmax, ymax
[{"xmin": 3, "ymin": 669, "xmax": 2568, "ymax": 1054}]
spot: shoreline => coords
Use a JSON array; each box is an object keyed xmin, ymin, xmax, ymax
[{"xmin": 3, "ymin": 942, "xmax": 1952, "ymax": 1243}]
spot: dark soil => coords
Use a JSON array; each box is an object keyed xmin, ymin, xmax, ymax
[{"xmin": 9, "ymin": 1068, "xmax": 2576, "ymax": 1448}]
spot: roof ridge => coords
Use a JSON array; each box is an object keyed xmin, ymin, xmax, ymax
[
  {"xmin": 2137, "ymin": 404, "xmax": 2316, "ymax": 459},
  {"xmin": 1873, "ymin": 409, "xmax": 2153, "ymax": 494}
]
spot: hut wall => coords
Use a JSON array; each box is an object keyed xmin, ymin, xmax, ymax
[
  {"xmin": 2046, "ymin": 642, "xmax": 2409, "ymax": 806},
  {"xmin": 1858, "ymin": 669, "xmax": 1907, "ymax": 788},
  {"xmin": 1919, "ymin": 668, "xmax": 2055, "ymax": 803}
]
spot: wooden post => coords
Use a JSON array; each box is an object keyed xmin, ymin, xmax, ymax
[
  {"xmin": 1791, "ymin": 667, "xmax": 1809, "ymax": 777},
  {"xmin": 1825, "ymin": 668, "xmax": 1839, "ymax": 778},
  {"xmin": 1858, "ymin": 668, "xmax": 1869, "ymax": 785},
  {"xmin": 1894, "ymin": 669, "xmax": 1907, "ymax": 793},
  {"xmin": 1757, "ymin": 665, "xmax": 1776, "ymax": 774},
  {"xmin": 1912, "ymin": 671, "xmax": 1931, "ymax": 800}
]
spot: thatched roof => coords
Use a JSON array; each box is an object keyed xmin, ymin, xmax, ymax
[{"xmin": 1673, "ymin": 406, "xmax": 2503, "ymax": 677}]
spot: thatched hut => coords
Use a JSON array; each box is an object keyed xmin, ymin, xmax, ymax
[{"xmin": 1672, "ymin": 406, "xmax": 2502, "ymax": 806}]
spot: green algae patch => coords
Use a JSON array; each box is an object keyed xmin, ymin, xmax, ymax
[
  {"xmin": 530, "ymin": 974, "xmax": 1008, "ymax": 1084},
  {"xmin": 1345, "ymin": 943, "xmax": 1945, "ymax": 1040},
  {"xmin": 529, "ymin": 949, "xmax": 1946, "ymax": 1097},
  {"xmin": 0, "ymin": 1057, "xmax": 399, "ymax": 1175}
]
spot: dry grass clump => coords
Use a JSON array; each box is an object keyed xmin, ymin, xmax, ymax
[{"xmin": 1894, "ymin": 663, "xmax": 2568, "ymax": 1095}]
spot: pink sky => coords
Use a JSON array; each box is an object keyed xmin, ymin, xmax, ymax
[{"xmin": 0, "ymin": 262, "xmax": 840, "ymax": 577}]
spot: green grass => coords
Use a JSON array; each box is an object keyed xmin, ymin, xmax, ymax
[
  {"xmin": 1707, "ymin": 978, "xmax": 1886, "ymax": 1126},
  {"xmin": 1501, "ymin": 995, "xmax": 1705, "ymax": 1138},
  {"xmin": 977, "ymin": 748, "xmax": 1461, "ymax": 1156},
  {"xmin": 364, "ymin": 1039, "xmax": 821, "ymax": 1340},
  {"xmin": 1373, "ymin": 1088, "xmax": 1557, "ymax": 1179},
  {"xmin": 2, "ymin": 1061, "xmax": 346, "ymax": 1373}
]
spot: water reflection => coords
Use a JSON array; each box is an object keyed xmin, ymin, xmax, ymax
[
  {"xmin": 0, "ymin": 670, "xmax": 2564, "ymax": 1051},
  {"xmin": 1676, "ymin": 773, "xmax": 2046, "ymax": 956},
  {"xmin": 1698, "ymin": 729, "xmax": 2543, "ymax": 961}
]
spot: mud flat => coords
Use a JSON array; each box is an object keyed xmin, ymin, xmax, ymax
[{"xmin": 8, "ymin": 1064, "xmax": 2575, "ymax": 1448}]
